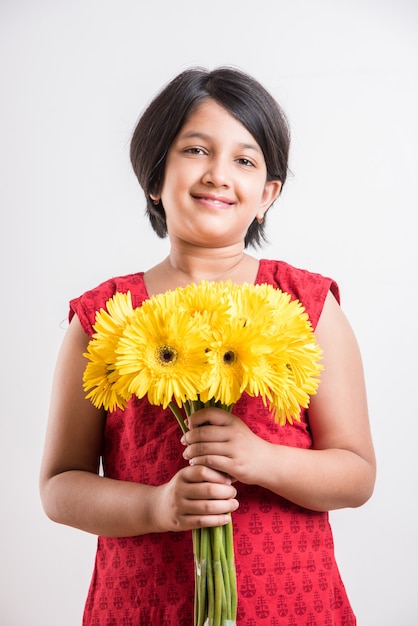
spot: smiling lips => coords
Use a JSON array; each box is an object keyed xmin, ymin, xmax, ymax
[{"xmin": 192, "ymin": 193, "xmax": 235, "ymax": 209}]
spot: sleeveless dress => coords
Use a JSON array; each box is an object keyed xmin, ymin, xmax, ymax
[{"xmin": 70, "ymin": 259, "xmax": 356, "ymax": 626}]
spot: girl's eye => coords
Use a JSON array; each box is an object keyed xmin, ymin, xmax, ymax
[
  {"xmin": 237, "ymin": 158, "xmax": 255, "ymax": 167},
  {"xmin": 184, "ymin": 147, "xmax": 206, "ymax": 155}
]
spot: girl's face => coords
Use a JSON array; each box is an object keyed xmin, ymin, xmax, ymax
[{"xmin": 159, "ymin": 99, "xmax": 281, "ymax": 249}]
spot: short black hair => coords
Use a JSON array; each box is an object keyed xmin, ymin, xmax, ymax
[{"xmin": 130, "ymin": 67, "xmax": 290, "ymax": 248}]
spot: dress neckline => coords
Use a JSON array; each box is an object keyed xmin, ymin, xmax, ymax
[{"xmin": 139, "ymin": 258, "xmax": 267, "ymax": 300}]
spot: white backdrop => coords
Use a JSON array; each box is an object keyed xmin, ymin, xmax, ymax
[{"xmin": 1, "ymin": 0, "xmax": 417, "ymax": 624}]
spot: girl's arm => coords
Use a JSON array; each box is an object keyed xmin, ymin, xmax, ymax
[
  {"xmin": 39, "ymin": 316, "xmax": 237, "ymax": 537},
  {"xmin": 182, "ymin": 291, "xmax": 376, "ymax": 512}
]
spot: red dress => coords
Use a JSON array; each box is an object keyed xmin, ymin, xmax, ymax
[{"xmin": 70, "ymin": 259, "xmax": 356, "ymax": 626}]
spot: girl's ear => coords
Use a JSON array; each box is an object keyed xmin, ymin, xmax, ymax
[{"xmin": 260, "ymin": 180, "xmax": 282, "ymax": 210}]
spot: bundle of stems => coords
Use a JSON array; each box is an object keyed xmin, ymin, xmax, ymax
[
  {"xmin": 193, "ymin": 522, "xmax": 237, "ymax": 626},
  {"xmin": 170, "ymin": 400, "xmax": 237, "ymax": 626}
]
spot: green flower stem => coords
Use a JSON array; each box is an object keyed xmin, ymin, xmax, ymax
[
  {"xmin": 192, "ymin": 529, "xmax": 200, "ymax": 626},
  {"xmin": 194, "ymin": 527, "xmax": 208, "ymax": 626},
  {"xmin": 212, "ymin": 526, "xmax": 221, "ymax": 625},
  {"xmin": 225, "ymin": 519, "xmax": 237, "ymax": 618},
  {"xmin": 206, "ymin": 535, "xmax": 215, "ymax": 625},
  {"xmin": 199, "ymin": 552, "xmax": 208, "ymax": 626},
  {"xmin": 219, "ymin": 525, "xmax": 231, "ymax": 617},
  {"xmin": 168, "ymin": 401, "xmax": 188, "ymax": 434}
]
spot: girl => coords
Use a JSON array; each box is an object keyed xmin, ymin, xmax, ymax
[{"xmin": 40, "ymin": 67, "xmax": 376, "ymax": 625}]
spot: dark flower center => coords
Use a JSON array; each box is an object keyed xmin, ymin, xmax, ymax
[
  {"xmin": 157, "ymin": 345, "xmax": 178, "ymax": 366},
  {"xmin": 223, "ymin": 350, "xmax": 237, "ymax": 365}
]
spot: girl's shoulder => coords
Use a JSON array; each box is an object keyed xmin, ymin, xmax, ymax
[
  {"xmin": 257, "ymin": 259, "xmax": 340, "ymax": 330},
  {"xmin": 69, "ymin": 271, "xmax": 149, "ymax": 336}
]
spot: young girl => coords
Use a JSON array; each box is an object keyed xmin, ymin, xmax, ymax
[{"xmin": 40, "ymin": 67, "xmax": 376, "ymax": 626}]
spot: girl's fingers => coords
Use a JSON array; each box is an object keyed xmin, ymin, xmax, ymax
[
  {"xmin": 183, "ymin": 463, "xmax": 232, "ymax": 485},
  {"xmin": 186, "ymin": 407, "xmax": 232, "ymax": 429},
  {"xmin": 171, "ymin": 466, "xmax": 239, "ymax": 528},
  {"xmin": 184, "ymin": 480, "xmax": 237, "ymax": 502}
]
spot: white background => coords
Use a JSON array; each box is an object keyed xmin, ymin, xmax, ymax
[{"xmin": 1, "ymin": 0, "xmax": 417, "ymax": 624}]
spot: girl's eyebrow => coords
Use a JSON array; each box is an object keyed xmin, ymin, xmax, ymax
[{"xmin": 178, "ymin": 131, "xmax": 262, "ymax": 154}]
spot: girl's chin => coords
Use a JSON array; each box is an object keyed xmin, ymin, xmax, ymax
[{"xmin": 171, "ymin": 231, "xmax": 240, "ymax": 247}]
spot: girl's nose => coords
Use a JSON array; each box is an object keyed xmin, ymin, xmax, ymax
[{"xmin": 201, "ymin": 157, "xmax": 231, "ymax": 188}]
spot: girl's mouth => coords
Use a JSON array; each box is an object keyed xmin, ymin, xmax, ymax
[{"xmin": 192, "ymin": 193, "xmax": 235, "ymax": 208}]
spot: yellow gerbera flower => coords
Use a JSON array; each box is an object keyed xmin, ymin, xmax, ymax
[
  {"xmin": 227, "ymin": 281, "xmax": 273, "ymax": 328},
  {"xmin": 115, "ymin": 290, "xmax": 211, "ymax": 408},
  {"xmin": 180, "ymin": 280, "xmax": 232, "ymax": 316},
  {"xmin": 207, "ymin": 281, "xmax": 322, "ymax": 423},
  {"xmin": 92, "ymin": 289, "xmax": 136, "ymax": 336},
  {"xmin": 201, "ymin": 314, "xmax": 273, "ymax": 406},
  {"xmin": 178, "ymin": 280, "xmax": 235, "ymax": 338},
  {"xmin": 257, "ymin": 286, "xmax": 322, "ymax": 424},
  {"xmin": 83, "ymin": 291, "xmax": 135, "ymax": 411},
  {"xmin": 199, "ymin": 282, "xmax": 275, "ymax": 406},
  {"xmin": 83, "ymin": 344, "xmax": 130, "ymax": 411}
]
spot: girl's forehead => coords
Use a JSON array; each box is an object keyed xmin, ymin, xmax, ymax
[{"xmin": 175, "ymin": 99, "xmax": 260, "ymax": 147}]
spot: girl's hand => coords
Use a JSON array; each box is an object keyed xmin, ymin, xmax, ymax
[
  {"xmin": 181, "ymin": 407, "xmax": 266, "ymax": 485},
  {"xmin": 153, "ymin": 464, "xmax": 238, "ymax": 533}
]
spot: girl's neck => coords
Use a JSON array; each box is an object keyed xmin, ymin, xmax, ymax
[
  {"xmin": 144, "ymin": 245, "xmax": 260, "ymax": 296},
  {"xmin": 168, "ymin": 245, "xmax": 249, "ymax": 280}
]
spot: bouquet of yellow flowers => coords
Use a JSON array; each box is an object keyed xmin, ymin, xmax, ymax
[{"xmin": 83, "ymin": 280, "xmax": 322, "ymax": 626}]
